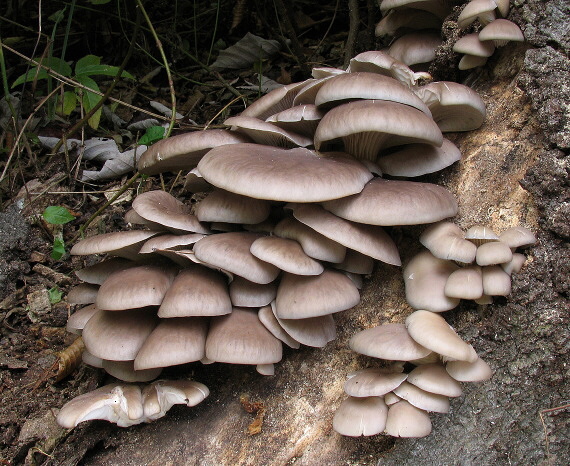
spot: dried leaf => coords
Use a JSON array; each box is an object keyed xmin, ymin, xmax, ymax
[
  {"xmin": 81, "ymin": 145, "xmax": 147, "ymax": 181},
  {"xmin": 239, "ymin": 74, "xmax": 284, "ymax": 93},
  {"xmin": 210, "ymin": 33, "xmax": 281, "ymax": 71}
]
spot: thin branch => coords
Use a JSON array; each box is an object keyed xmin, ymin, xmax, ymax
[{"xmin": 344, "ymin": 0, "xmax": 360, "ymax": 68}]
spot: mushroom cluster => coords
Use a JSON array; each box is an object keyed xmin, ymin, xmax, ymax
[
  {"xmin": 59, "ymin": 51, "xmax": 490, "ymax": 428},
  {"xmin": 333, "ymin": 312, "xmax": 493, "ymax": 437},
  {"xmin": 374, "ymin": 0, "xmax": 524, "ymax": 71},
  {"xmin": 407, "ymin": 222, "xmax": 537, "ymax": 309}
]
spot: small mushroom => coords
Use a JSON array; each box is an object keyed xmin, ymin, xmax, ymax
[{"xmin": 333, "ymin": 396, "xmax": 388, "ymax": 437}]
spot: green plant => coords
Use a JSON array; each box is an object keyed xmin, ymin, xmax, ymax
[
  {"xmin": 42, "ymin": 205, "xmax": 76, "ymax": 260},
  {"xmin": 48, "ymin": 286, "xmax": 64, "ymax": 304},
  {"xmin": 12, "ymin": 55, "xmax": 134, "ymax": 129}
]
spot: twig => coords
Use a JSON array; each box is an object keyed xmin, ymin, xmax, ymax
[
  {"xmin": 344, "ymin": 0, "xmax": 360, "ymax": 68},
  {"xmin": 71, "ymin": 172, "xmax": 141, "ymax": 244},
  {"xmin": 272, "ymin": 0, "xmax": 311, "ymax": 76},
  {"xmin": 539, "ymin": 402, "xmax": 570, "ymax": 464},
  {"xmin": 135, "ymin": 0, "xmax": 176, "ymax": 139}
]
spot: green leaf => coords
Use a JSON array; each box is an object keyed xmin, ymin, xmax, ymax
[
  {"xmin": 11, "ymin": 57, "xmax": 72, "ymax": 88},
  {"xmin": 138, "ymin": 126, "xmax": 166, "ymax": 146},
  {"xmin": 51, "ymin": 236, "xmax": 66, "ymax": 260},
  {"xmin": 77, "ymin": 65, "xmax": 134, "ymax": 80},
  {"xmin": 58, "ymin": 91, "xmax": 77, "ymax": 116},
  {"xmin": 48, "ymin": 286, "xmax": 63, "ymax": 304},
  {"xmin": 75, "ymin": 55, "xmax": 101, "ymax": 75},
  {"xmin": 43, "ymin": 206, "xmax": 75, "ymax": 224},
  {"xmin": 76, "ymin": 75, "xmax": 102, "ymax": 129}
]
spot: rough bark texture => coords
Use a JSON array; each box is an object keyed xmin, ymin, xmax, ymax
[{"xmin": 4, "ymin": 1, "xmax": 569, "ymax": 465}]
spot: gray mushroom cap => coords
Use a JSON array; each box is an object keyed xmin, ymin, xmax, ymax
[
  {"xmin": 142, "ymin": 379, "xmax": 209, "ymax": 421},
  {"xmin": 258, "ymin": 305, "xmax": 301, "ymax": 349},
  {"xmin": 137, "ymin": 129, "xmax": 251, "ymax": 175},
  {"xmin": 75, "ymin": 258, "xmax": 135, "ymax": 285},
  {"xmin": 479, "ymin": 19, "xmax": 524, "ymax": 46},
  {"xmin": 101, "ymin": 360, "xmax": 162, "ymax": 383},
  {"xmin": 393, "ymin": 381, "xmax": 450, "ymax": 413},
  {"xmin": 314, "ymin": 100, "xmax": 443, "ymax": 161},
  {"xmin": 380, "ymin": 0, "xmax": 452, "ymax": 20},
  {"xmin": 224, "ymin": 115, "xmax": 313, "ymax": 148},
  {"xmin": 499, "ymin": 226, "xmax": 536, "ymax": 250},
  {"xmin": 138, "ymin": 233, "xmax": 205, "ymax": 255},
  {"xmin": 265, "ymin": 104, "xmax": 325, "ymax": 137},
  {"xmin": 66, "ymin": 304, "xmax": 99, "ymax": 334},
  {"xmin": 344, "ymin": 368, "xmax": 408, "ymax": 397},
  {"xmin": 482, "ymin": 265, "xmax": 512, "ymax": 296},
  {"xmin": 229, "ymin": 276, "xmax": 277, "ymax": 308},
  {"xmin": 457, "ymin": 0, "xmax": 498, "ymax": 29},
  {"xmin": 476, "ymin": 241, "xmax": 513, "ymax": 266},
  {"xmin": 194, "ymin": 189, "xmax": 271, "ymax": 225},
  {"xmin": 446, "ymin": 357, "xmax": 493, "ymax": 382},
  {"xmin": 453, "ymin": 33, "xmax": 496, "ymax": 58},
  {"xmin": 240, "ymin": 81, "xmax": 309, "ymax": 120},
  {"xmin": 385, "ymin": 400, "xmax": 432, "ymax": 438},
  {"xmin": 333, "ymin": 396, "xmax": 388, "ymax": 437},
  {"xmin": 323, "ymin": 178, "xmax": 458, "ymax": 227},
  {"xmin": 406, "ymin": 363, "xmax": 463, "ymax": 397},
  {"xmin": 349, "ymin": 323, "xmax": 432, "ymax": 361},
  {"xmin": 205, "ymin": 307, "xmax": 282, "ymax": 365},
  {"xmin": 386, "ymin": 32, "xmax": 443, "ymax": 68},
  {"xmin": 420, "ymin": 221, "xmax": 476, "ymax": 264},
  {"xmin": 197, "ymin": 143, "xmax": 373, "ymax": 202},
  {"xmin": 70, "ymin": 230, "xmax": 160, "ymax": 260},
  {"xmin": 444, "ymin": 265, "xmax": 484, "ymax": 300},
  {"xmin": 67, "ymin": 283, "xmax": 99, "ymax": 305},
  {"xmin": 250, "ymin": 236, "xmax": 324, "ymax": 276}
]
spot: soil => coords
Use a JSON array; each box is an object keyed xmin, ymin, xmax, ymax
[{"xmin": 0, "ymin": 1, "xmax": 568, "ymax": 465}]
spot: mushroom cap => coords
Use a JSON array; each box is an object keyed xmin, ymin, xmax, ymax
[
  {"xmin": 197, "ymin": 143, "xmax": 373, "ymax": 202},
  {"xmin": 258, "ymin": 305, "xmax": 301, "ymax": 349},
  {"xmin": 501, "ymin": 253, "xmax": 527, "ymax": 276},
  {"xmin": 311, "ymin": 67, "xmax": 346, "ymax": 79},
  {"xmin": 183, "ymin": 167, "xmax": 212, "ymax": 194},
  {"xmin": 465, "ymin": 224, "xmax": 499, "ymax": 245},
  {"xmin": 292, "ymin": 204, "xmax": 401, "ymax": 266},
  {"xmin": 446, "ymin": 357, "xmax": 493, "ymax": 382},
  {"xmin": 75, "ymin": 258, "xmax": 135, "ymax": 285},
  {"xmin": 142, "ymin": 379, "xmax": 209, "ymax": 421},
  {"xmin": 332, "ymin": 249, "xmax": 375, "ymax": 275},
  {"xmin": 229, "ymin": 276, "xmax": 277, "ymax": 308},
  {"xmin": 134, "ymin": 317, "xmax": 208, "ymax": 369},
  {"xmin": 348, "ymin": 50, "xmax": 425, "ymax": 87},
  {"xmin": 292, "ymin": 77, "xmax": 334, "ymax": 106},
  {"xmin": 132, "ymin": 190, "xmax": 210, "ymax": 234},
  {"xmin": 380, "ymin": 0, "xmax": 452, "ymax": 20},
  {"xmin": 240, "ymin": 81, "xmax": 309, "ymax": 120},
  {"xmin": 138, "ymin": 233, "xmax": 206, "ymax": 254},
  {"xmin": 415, "ymin": 81, "xmax": 486, "ymax": 132},
  {"xmin": 274, "ymin": 270, "xmax": 360, "ymax": 319},
  {"xmin": 420, "ymin": 221, "xmax": 476, "ymax": 264},
  {"xmin": 57, "ymin": 384, "xmax": 144, "ymax": 428},
  {"xmin": 265, "ymin": 104, "xmax": 325, "ymax": 137},
  {"xmin": 385, "ymin": 400, "xmax": 432, "ymax": 438},
  {"xmin": 250, "ymin": 236, "xmax": 324, "ymax": 276},
  {"xmin": 273, "ymin": 216, "xmax": 347, "ymax": 263},
  {"xmin": 137, "ymin": 129, "xmax": 251, "ymax": 175},
  {"xmin": 349, "ymin": 323, "xmax": 432, "ymax": 361},
  {"xmin": 458, "ymin": 54, "xmax": 489, "ymax": 71},
  {"xmin": 96, "ymin": 265, "xmax": 177, "ymax": 311},
  {"xmin": 323, "ymin": 178, "xmax": 458, "ymax": 227},
  {"xmin": 66, "ymin": 304, "xmax": 99, "ymax": 334},
  {"xmin": 224, "ymin": 115, "xmax": 313, "ymax": 148},
  {"xmin": 205, "ymin": 307, "xmax": 282, "ymax": 365},
  {"xmin": 452, "ymin": 33, "xmax": 495, "ymax": 58},
  {"xmin": 271, "ymin": 301, "xmax": 336, "ymax": 347},
  {"xmin": 193, "ymin": 232, "xmax": 280, "ymax": 284},
  {"xmin": 314, "ymin": 72, "xmax": 431, "ymax": 115},
  {"xmin": 476, "ymin": 241, "xmax": 513, "ymax": 266},
  {"xmin": 158, "ymin": 266, "xmax": 232, "ymax": 318},
  {"xmin": 102, "ymin": 360, "xmax": 163, "ymax": 383},
  {"xmin": 333, "ymin": 396, "xmax": 388, "ymax": 437},
  {"xmin": 457, "ymin": 0, "xmax": 498, "ymax": 29},
  {"xmin": 405, "ymin": 310, "xmax": 478, "ymax": 363},
  {"xmin": 404, "ymin": 250, "xmax": 460, "ymax": 312},
  {"xmin": 82, "ymin": 308, "xmax": 158, "ymax": 361},
  {"xmin": 444, "ymin": 265, "xmax": 484, "ymax": 300},
  {"xmin": 406, "ymin": 363, "xmax": 463, "ymax": 397},
  {"xmin": 482, "ymin": 265, "xmax": 512, "ymax": 296},
  {"xmin": 393, "ymin": 381, "xmax": 450, "ymax": 413},
  {"xmin": 194, "ymin": 189, "xmax": 271, "ymax": 225},
  {"xmin": 67, "ymin": 283, "xmax": 99, "ymax": 305},
  {"xmin": 499, "ymin": 226, "xmax": 536, "ymax": 250},
  {"xmin": 386, "ymin": 32, "xmax": 443, "ymax": 67},
  {"xmin": 70, "ymin": 230, "xmax": 160, "ymax": 260},
  {"xmin": 314, "ymin": 100, "xmax": 443, "ymax": 161},
  {"xmin": 344, "ymin": 368, "xmax": 408, "ymax": 397},
  {"xmin": 375, "ymin": 8, "xmax": 443, "ymax": 39},
  {"xmin": 479, "ymin": 19, "xmax": 524, "ymax": 46},
  {"xmin": 377, "ymin": 139, "xmax": 462, "ymax": 177},
  {"xmin": 124, "ymin": 208, "xmax": 167, "ymax": 230}
]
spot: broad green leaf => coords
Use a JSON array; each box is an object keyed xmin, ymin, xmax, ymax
[
  {"xmin": 76, "ymin": 64, "xmax": 134, "ymax": 80},
  {"xmin": 76, "ymin": 75, "xmax": 102, "ymax": 129},
  {"xmin": 48, "ymin": 286, "xmax": 63, "ymax": 304},
  {"xmin": 43, "ymin": 205, "xmax": 75, "ymax": 224},
  {"xmin": 51, "ymin": 236, "xmax": 66, "ymax": 260},
  {"xmin": 12, "ymin": 57, "xmax": 72, "ymax": 88},
  {"xmin": 58, "ymin": 91, "xmax": 77, "ymax": 116},
  {"xmin": 138, "ymin": 126, "xmax": 166, "ymax": 146},
  {"xmin": 75, "ymin": 55, "xmax": 101, "ymax": 75}
]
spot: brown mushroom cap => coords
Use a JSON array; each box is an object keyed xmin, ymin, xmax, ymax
[
  {"xmin": 332, "ymin": 249, "xmax": 375, "ymax": 275},
  {"xmin": 405, "ymin": 310, "xmax": 478, "ymax": 363},
  {"xmin": 344, "ymin": 368, "xmax": 408, "ymax": 397},
  {"xmin": 193, "ymin": 232, "xmax": 280, "ymax": 284},
  {"xmin": 137, "ymin": 129, "xmax": 251, "ymax": 175},
  {"xmin": 404, "ymin": 250, "xmax": 460, "ymax": 312},
  {"xmin": 82, "ymin": 308, "xmax": 159, "ymax": 361},
  {"xmin": 314, "ymin": 72, "xmax": 431, "ymax": 115},
  {"xmin": 132, "ymin": 190, "xmax": 210, "ymax": 234},
  {"xmin": 194, "ymin": 189, "xmax": 271, "ymax": 225},
  {"xmin": 205, "ymin": 307, "xmax": 282, "ymax": 365},
  {"xmin": 197, "ymin": 143, "xmax": 373, "ymax": 202},
  {"xmin": 333, "ymin": 396, "xmax": 388, "ymax": 437},
  {"xmin": 134, "ymin": 317, "xmax": 208, "ymax": 369},
  {"xmin": 274, "ymin": 269, "xmax": 360, "ymax": 319},
  {"xmin": 385, "ymin": 400, "xmax": 432, "ymax": 438},
  {"xmin": 349, "ymin": 323, "xmax": 432, "ymax": 361},
  {"xmin": 323, "ymin": 178, "xmax": 458, "ymax": 227},
  {"xmin": 96, "ymin": 265, "xmax": 177, "ymax": 311},
  {"xmin": 250, "ymin": 236, "xmax": 324, "ymax": 276},
  {"xmin": 292, "ymin": 204, "xmax": 401, "ymax": 266},
  {"xmin": 314, "ymin": 100, "xmax": 443, "ymax": 161},
  {"xmin": 377, "ymin": 139, "xmax": 462, "ymax": 177},
  {"xmin": 70, "ymin": 230, "xmax": 160, "ymax": 260}
]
